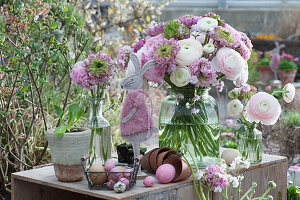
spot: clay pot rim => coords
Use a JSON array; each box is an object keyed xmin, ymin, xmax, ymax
[{"xmin": 149, "ymin": 147, "xmax": 172, "ymax": 172}]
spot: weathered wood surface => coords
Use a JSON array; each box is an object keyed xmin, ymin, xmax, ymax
[{"xmin": 11, "ymin": 154, "xmax": 287, "ymax": 200}]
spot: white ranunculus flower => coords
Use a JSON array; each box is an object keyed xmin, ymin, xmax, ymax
[
  {"xmin": 175, "ymin": 38, "xmax": 203, "ymax": 66},
  {"xmin": 227, "ymin": 99, "xmax": 244, "ymax": 116},
  {"xmin": 203, "ymin": 43, "xmax": 215, "ymax": 54},
  {"xmin": 283, "ymin": 83, "xmax": 295, "ymax": 103},
  {"xmin": 228, "ymin": 88, "xmax": 241, "ymax": 99},
  {"xmin": 170, "ymin": 66, "xmax": 191, "ymax": 87},
  {"xmin": 195, "ymin": 17, "xmax": 218, "ymax": 32}
]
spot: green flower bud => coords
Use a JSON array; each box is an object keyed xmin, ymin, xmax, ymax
[
  {"xmin": 252, "ymin": 182, "xmax": 257, "ymax": 188},
  {"xmin": 266, "ymin": 195, "xmax": 273, "ymax": 200},
  {"xmin": 268, "ymin": 181, "xmax": 276, "ymax": 189}
]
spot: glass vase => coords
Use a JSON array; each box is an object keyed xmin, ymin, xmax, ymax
[
  {"xmin": 238, "ymin": 127, "xmax": 262, "ymax": 163},
  {"xmin": 159, "ymin": 87, "xmax": 220, "ymax": 168},
  {"xmin": 85, "ymin": 97, "xmax": 112, "ymax": 165}
]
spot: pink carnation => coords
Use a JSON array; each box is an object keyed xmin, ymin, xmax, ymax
[
  {"xmin": 201, "ymin": 164, "xmax": 228, "ymax": 192},
  {"xmin": 265, "ymin": 85, "xmax": 272, "ymax": 91},
  {"xmin": 70, "ymin": 61, "xmax": 98, "ymax": 90},
  {"xmin": 245, "ymin": 92, "xmax": 281, "ymax": 125}
]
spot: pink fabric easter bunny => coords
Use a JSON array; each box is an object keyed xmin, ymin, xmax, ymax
[{"xmin": 120, "ymin": 54, "xmax": 157, "ymax": 167}]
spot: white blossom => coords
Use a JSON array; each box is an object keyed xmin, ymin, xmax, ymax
[{"xmin": 283, "ymin": 83, "xmax": 295, "ymax": 103}]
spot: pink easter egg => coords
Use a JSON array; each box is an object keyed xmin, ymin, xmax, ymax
[
  {"xmin": 105, "ymin": 159, "xmax": 116, "ymax": 171},
  {"xmin": 143, "ymin": 176, "xmax": 155, "ymax": 187},
  {"xmin": 124, "ymin": 169, "xmax": 133, "ymax": 178},
  {"xmin": 118, "ymin": 177, "xmax": 130, "ymax": 188},
  {"xmin": 110, "ymin": 167, "xmax": 122, "ymax": 180},
  {"xmin": 107, "ymin": 180, "xmax": 116, "ymax": 189},
  {"xmin": 156, "ymin": 164, "xmax": 176, "ymax": 184}
]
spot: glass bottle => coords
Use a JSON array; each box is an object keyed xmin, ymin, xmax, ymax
[{"xmin": 85, "ymin": 97, "xmax": 111, "ymax": 165}]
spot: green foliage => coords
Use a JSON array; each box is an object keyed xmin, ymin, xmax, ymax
[
  {"xmin": 54, "ymin": 103, "xmax": 84, "ymax": 138},
  {"xmin": 283, "ymin": 111, "xmax": 300, "ymax": 128},
  {"xmin": 257, "ymin": 58, "xmax": 271, "ymax": 66},
  {"xmin": 163, "ymin": 20, "xmax": 188, "ymax": 40},
  {"xmin": 287, "ymin": 172, "xmax": 300, "ymax": 200},
  {"xmin": 247, "ymin": 50, "xmax": 260, "ymax": 84},
  {"xmin": 278, "ymin": 59, "xmax": 299, "ymax": 71}
]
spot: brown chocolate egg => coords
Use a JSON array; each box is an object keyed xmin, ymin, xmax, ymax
[{"xmin": 88, "ymin": 164, "xmax": 107, "ymax": 185}]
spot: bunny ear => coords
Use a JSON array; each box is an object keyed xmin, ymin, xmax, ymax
[
  {"xmin": 130, "ymin": 53, "xmax": 141, "ymax": 76},
  {"xmin": 140, "ymin": 60, "xmax": 156, "ymax": 76}
]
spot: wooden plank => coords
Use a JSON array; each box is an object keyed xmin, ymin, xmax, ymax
[{"xmin": 11, "ymin": 154, "xmax": 287, "ymax": 200}]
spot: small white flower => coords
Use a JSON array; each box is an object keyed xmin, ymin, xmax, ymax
[
  {"xmin": 229, "ymin": 162, "xmax": 236, "ymax": 170},
  {"xmin": 190, "ymin": 75, "xmax": 199, "ymax": 85},
  {"xmin": 186, "ymin": 102, "xmax": 190, "ymax": 109},
  {"xmin": 176, "ymin": 101, "xmax": 179, "ymax": 106},
  {"xmin": 220, "ymin": 163, "xmax": 227, "ymax": 171},
  {"xmin": 283, "ymin": 83, "xmax": 295, "ymax": 103},
  {"xmin": 203, "ymin": 43, "xmax": 215, "ymax": 54},
  {"xmin": 237, "ymin": 175, "xmax": 244, "ymax": 181},
  {"xmin": 93, "ymin": 36, "xmax": 101, "ymax": 43},
  {"xmin": 194, "ymin": 17, "xmax": 218, "ymax": 32},
  {"xmin": 69, "ymin": 52, "xmax": 75, "ymax": 59},
  {"xmin": 228, "ymin": 88, "xmax": 241, "ymax": 99},
  {"xmin": 231, "ymin": 177, "xmax": 239, "ymax": 188},
  {"xmin": 176, "ymin": 93, "xmax": 184, "ymax": 99},
  {"xmin": 227, "ymin": 99, "xmax": 244, "ymax": 116},
  {"xmin": 243, "ymin": 160, "xmax": 250, "ymax": 169},
  {"xmin": 193, "ymin": 95, "xmax": 200, "ymax": 101},
  {"xmin": 170, "ymin": 66, "xmax": 191, "ymax": 87},
  {"xmin": 197, "ymin": 170, "xmax": 204, "ymax": 180},
  {"xmin": 234, "ymin": 156, "xmax": 242, "ymax": 164},
  {"xmin": 214, "ymin": 186, "xmax": 223, "ymax": 193},
  {"xmin": 191, "ymin": 108, "xmax": 200, "ymax": 114}
]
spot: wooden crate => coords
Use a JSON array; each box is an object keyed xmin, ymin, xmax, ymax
[{"xmin": 11, "ymin": 154, "xmax": 287, "ymax": 200}]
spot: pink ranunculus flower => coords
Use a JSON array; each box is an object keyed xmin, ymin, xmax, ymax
[
  {"xmin": 265, "ymin": 85, "xmax": 272, "ymax": 91},
  {"xmin": 245, "ymin": 92, "xmax": 281, "ymax": 125},
  {"xmin": 211, "ymin": 47, "xmax": 247, "ymax": 85}
]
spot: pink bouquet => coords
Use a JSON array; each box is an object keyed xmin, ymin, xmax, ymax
[{"xmin": 117, "ymin": 13, "xmax": 252, "ymax": 90}]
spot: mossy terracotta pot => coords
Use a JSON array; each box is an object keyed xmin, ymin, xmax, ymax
[
  {"xmin": 278, "ymin": 69, "xmax": 297, "ymax": 86},
  {"xmin": 258, "ymin": 66, "xmax": 274, "ymax": 84},
  {"xmin": 47, "ymin": 127, "xmax": 91, "ymax": 182}
]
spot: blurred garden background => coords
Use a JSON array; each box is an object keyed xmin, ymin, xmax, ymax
[{"xmin": 0, "ymin": 0, "xmax": 300, "ymax": 198}]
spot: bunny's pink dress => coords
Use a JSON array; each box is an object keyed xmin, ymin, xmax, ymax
[{"xmin": 120, "ymin": 89, "xmax": 153, "ymax": 136}]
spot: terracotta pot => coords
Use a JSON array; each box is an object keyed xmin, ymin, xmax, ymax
[
  {"xmin": 278, "ymin": 70, "xmax": 297, "ymax": 86},
  {"xmin": 258, "ymin": 66, "xmax": 275, "ymax": 84},
  {"xmin": 47, "ymin": 127, "xmax": 91, "ymax": 182}
]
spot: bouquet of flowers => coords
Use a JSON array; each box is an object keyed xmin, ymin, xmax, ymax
[
  {"xmin": 71, "ymin": 51, "xmax": 117, "ymax": 164},
  {"xmin": 191, "ymin": 156, "xmax": 277, "ymax": 200},
  {"xmin": 118, "ymin": 13, "xmax": 252, "ymax": 163},
  {"xmin": 227, "ymin": 83, "xmax": 295, "ymax": 162}
]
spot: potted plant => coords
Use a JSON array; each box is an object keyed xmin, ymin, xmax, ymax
[
  {"xmin": 278, "ymin": 52, "xmax": 299, "ymax": 85},
  {"xmin": 47, "ymin": 103, "xmax": 90, "ymax": 182},
  {"xmin": 256, "ymin": 51, "xmax": 274, "ymax": 83}
]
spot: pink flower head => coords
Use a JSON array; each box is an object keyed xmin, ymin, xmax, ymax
[
  {"xmin": 294, "ymin": 57, "xmax": 299, "ymax": 62},
  {"xmin": 70, "ymin": 61, "xmax": 98, "ymax": 90},
  {"xmin": 117, "ymin": 45, "xmax": 133, "ymax": 70},
  {"xmin": 265, "ymin": 85, "xmax": 272, "ymax": 91},
  {"xmin": 242, "ymin": 84, "xmax": 251, "ymax": 92},
  {"xmin": 259, "ymin": 51, "xmax": 263, "ymax": 55},
  {"xmin": 289, "ymin": 166, "xmax": 300, "ymax": 171},
  {"xmin": 212, "ymin": 47, "xmax": 248, "ymax": 86},
  {"xmin": 225, "ymin": 119, "xmax": 234, "ymax": 127},
  {"xmin": 227, "ymin": 132, "xmax": 234, "ymax": 137},
  {"xmin": 201, "ymin": 164, "xmax": 228, "ymax": 192},
  {"xmin": 253, "ymin": 59, "xmax": 258, "ymax": 64},
  {"xmin": 220, "ymin": 132, "xmax": 228, "ymax": 137},
  {"xmin": 245, "ymin": 92, "xmax": 281, "ymax": 125},
  {"xmin": 145, "ymin": 21, "xmax": 168, "ymax": 37},
  {"xmin": 133, "ymin": 39, "xmax": 146, "ymax": 53}
]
